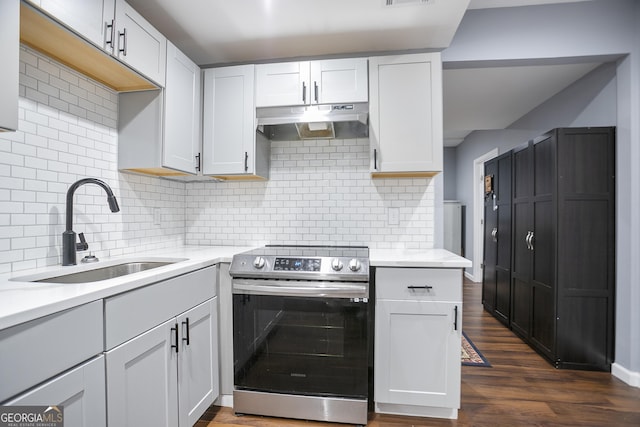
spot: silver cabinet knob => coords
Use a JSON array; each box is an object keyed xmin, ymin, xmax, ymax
[
  {"xmin": 348, "ymin": 259, "xmax": 361, "ymax": 272},
  {"xmin": 331, "ymin": 258, "xmax": 343, "ymax": 271},
  {"xmin": 253, "ymin": 256, "xmax": 265, "ymax": 269}
]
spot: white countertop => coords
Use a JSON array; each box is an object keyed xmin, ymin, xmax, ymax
[
  {"xmin": 0, "ymin": 246, "xmax": 254, "ymax": 330},
  {"xmin": 1, "ymin": 246, "xmax": 470, "ymax": 331},
  {"xmin": 370, "ymin": 248, "xmax": 472, "ymax": 268}
]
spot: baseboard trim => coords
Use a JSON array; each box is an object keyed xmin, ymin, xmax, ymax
[
  {"xmin": 214, "ymin": 394, "xmax": 234, "ymax": 408},
  {"xmin": 464, "ymin": 271, "xmax": 479, "ymax": 283},
  {"xmin": 612, "ymin": 363, "xmax": 640, "ymax": 388}
]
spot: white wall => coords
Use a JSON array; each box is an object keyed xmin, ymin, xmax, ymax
[
  {"xmin": 0, "ymin": 47, "xmax": 186, "ymax": 273},
  {"xmin": 186, "ymin": 137, "xmax": 436, "ymax": 249}
]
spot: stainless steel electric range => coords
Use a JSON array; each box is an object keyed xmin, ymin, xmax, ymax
[{"xmin": 229, "ymin": 245, "xmax": 370, "ymax": 425}]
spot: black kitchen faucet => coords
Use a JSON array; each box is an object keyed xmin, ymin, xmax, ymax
[{"xmin": 62, "ymin": 178, "xmax": 120, "ymax": 266}]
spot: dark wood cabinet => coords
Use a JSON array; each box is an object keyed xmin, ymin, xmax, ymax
[
  {"xmin": 482, "ymin": 151, "xmax": 512, "ymax": 326},
  {"xmin": 510, "ymin": 127, "xmax": 615, "ymax": 371}
]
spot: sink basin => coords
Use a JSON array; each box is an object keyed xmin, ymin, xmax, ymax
[
  {"xmin": 9, "ymin": 257, "xmax": 189, "ymax": 284},
  {"xmin": 33, "ymin": 261, "xmax": 175, "ymax": 284}
]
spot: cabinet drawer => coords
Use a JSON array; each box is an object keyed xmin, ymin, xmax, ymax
[
  {"xmin": 0, "ymin": 300, "xmax": 103, "ymax": 402},
  {"xmin": 104, "ymin": 266, "xmax": 216, "ymax": 349},
  {"xmin": 376, "ymin": 268, "xmax": 461, "ymax": 302}
]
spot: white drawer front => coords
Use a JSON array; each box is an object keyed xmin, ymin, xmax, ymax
[
  {"xmin": 376, "ymin": 268, "xmax": 462, "ymax": 302},
  {"xmin": 104, "ymin": 266, "xmax": 216, "ymax": 350},
  {"xmin": 0, "ymin": 300, "xmax": 103, "ymax": 402}
]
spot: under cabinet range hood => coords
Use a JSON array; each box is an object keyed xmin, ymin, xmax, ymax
[{"xmin": 256, "ymin": 103, "xmax": 368, "ymax": 141}]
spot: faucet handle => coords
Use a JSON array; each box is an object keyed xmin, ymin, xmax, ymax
[{"xmin": 76, "ymin": 232, "xmax": 89, "ymax": 251}]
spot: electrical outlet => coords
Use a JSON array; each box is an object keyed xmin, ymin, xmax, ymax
[
  {"xmin": 388, "ymin": 207, "xmax": 399, "ymax": 225},
  {"xmin": 153, "ymin": 207, "xmax": 161, "ymax": 225}
]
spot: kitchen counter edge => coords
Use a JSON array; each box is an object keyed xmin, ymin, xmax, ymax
[
  {"xmin": 370, "ymin": 248, "xmax": 472, "ymax": 268},
  {"xmin": 0, "ymin": 246, "xmax": 254, "ymax": 330}
]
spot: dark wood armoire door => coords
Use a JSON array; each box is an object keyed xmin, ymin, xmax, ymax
[
  {"xmin": 494, "ymin": 153, "xmax": 512, "ymax": 324},
  {"xmin": 510, "ymin": 143, "xmax": 532, "ymax": 338},
  {"xmin": 482, "ymin": 158, "xmax": 498, "ymax": 315},
  {"xmin": 482, "ymin": 152, "xmax": 512, "ymax": 326}
]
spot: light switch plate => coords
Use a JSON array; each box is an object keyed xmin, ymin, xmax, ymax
[
  {"xmin": 153, "ymin": 207, "xmax": 161, "ymax": 225},
  {"xmin": 388, "ymin": 207, "xmax": 399, "ymax": 225}
]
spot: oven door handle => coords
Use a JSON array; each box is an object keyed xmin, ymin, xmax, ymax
[{"xmin": 232, "ymin": 279, "xmax": 368, "ymax": 299}]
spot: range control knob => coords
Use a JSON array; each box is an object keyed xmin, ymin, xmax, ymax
[
  {"xmin": 331, "ymin": 258, "xmax": 344, "ymax": 271},
  {"xmin": 253, "ymin": 256, "xmax": 266, "ymax": 269},
  {"xmin": 348, "ymin": 259, "xmax": 362, "ymax": 272}
]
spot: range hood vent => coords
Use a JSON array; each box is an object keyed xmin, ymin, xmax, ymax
[{"xmin": 256, "ymin": 103, "xmax": 368, "ymax": 141}]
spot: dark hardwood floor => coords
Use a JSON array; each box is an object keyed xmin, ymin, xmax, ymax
[{"xmin": 196, "ymin": 280, "xmax": 640, "ymax": 427}]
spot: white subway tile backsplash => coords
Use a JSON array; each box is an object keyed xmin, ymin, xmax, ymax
[
  {"xmin": 185, "ymin": 137, "xmax": 435, "ymax": 249},
  {"xmin": 0, "ymin": 47, "xmax": 185, "ymax": 273}
]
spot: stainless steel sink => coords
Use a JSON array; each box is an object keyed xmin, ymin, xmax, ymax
[{"xmin": 34, "ymin": 261, "xmax": 176, "ymax": 284}]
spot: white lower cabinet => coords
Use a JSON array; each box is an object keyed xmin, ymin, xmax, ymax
[
  {"xmin": 105, "ymin": 281, "xmax": 219, "ymax": 427},
  {"xmin": 5, "ymin": 356, "xmax": 106, "ymax": 427},
  {"xmin": 177, "ymin": 299, "xmax": 219, "ymax": 427},
  {"xmin": 375, "ymin": 267, "xmax": 462, "ymax": 419},
  {"xmin": 106, "ymin": 317, "xmax": 179, "ymax": 427}
]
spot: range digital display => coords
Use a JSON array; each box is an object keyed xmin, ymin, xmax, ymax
[{"xmin": 274, "ymin": 257, "xmax": 321, "ymax": 271}]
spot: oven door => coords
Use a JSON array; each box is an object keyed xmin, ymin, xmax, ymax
[{"xmin": 232, "ymin": 279, "xmax": 369, "ymax": 399}]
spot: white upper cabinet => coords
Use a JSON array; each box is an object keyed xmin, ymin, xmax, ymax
[
  {"xmin": 25, "ymin": 0, "xmax": 166, "ymax": 87},
  {"xmin": 0, "ymin": 0, "xmax": 19, "ymax": 132},
  {"xmin": 255, "ymin": 58, "xmax": 368, "ymax": 107},
  {"xmin": 118, "ymin": 42, "xmax": 201, "ymax": 176},
  {"xmin": 203, "ymin": 65, "xmax": 270, "ymax": 179},
  {"xmin": 369, "ymin": 53, "xmax": 443, "ymax": 177},
  {"xmin": 114, "ymin": 0, "xmax": 166, "ymax": 86},
  {"xmin": 310, "ymin": 59, "xmax": 368, "ymax": 105},
  {"xmin": 36, "ymin": 0, "xmax": 115, "ymax": 49},
  {"xmin": 163, "ymin": 41, "xmax": 201, "ymax": 173}
]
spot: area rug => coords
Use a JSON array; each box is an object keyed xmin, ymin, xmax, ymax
[{"xmin": 462, "ymin": 331, "xmax": 491, "ymax": 367}]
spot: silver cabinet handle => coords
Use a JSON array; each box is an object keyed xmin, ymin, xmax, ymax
[
  {"xmin": 302, "ymin": 81, "xmax": 307, "ymax": 103},
  {"xmin": 525, "ymin": 231, "xmax": 535, "ymax": 251},
  {"xmin": 314, "ymin": 81, "xmax": 319, "ymax": 103},
  {"xmin": 491, "ymin": 227, "xmax": 498, "ymax": 242}
]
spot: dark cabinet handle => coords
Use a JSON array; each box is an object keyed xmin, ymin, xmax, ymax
[
  {"xmin": 182, "ymin": 318, "xmax": 190, "ymax": 345},
  {"xmin": 171, "ymin": 323, "xmax": 179, "ymax": 353},
  {"xmin": 118, "ymin": 28, "xmax": 127, "ymax": 56},
  {"xmin": 314, "ymin": 81, "xmax": 318, "ymax": 103},
  {"xmin": 454, "ymin": 305, "xmax": 459, "ymax": 331},
  {"xmin": 195, "ymin": 153, "xmax": 201, "ymax": 172},
  {"xmin": 244, "ymin": 152, "xmax": 249, "ymax": 172},
  {"xmin": 105, "ymin": 19, "xmax": 115, "ymax": 51},
  {"xmin": 302, "ymin": 82, "xmax": 306, "ymax": 103},
  {"xmin": 407, "ymin": 285, "xmax": 433, "ymax": 290},
  {"xmin": 374, "ymin": 149, "xmax": 378, "ymax": 170}
]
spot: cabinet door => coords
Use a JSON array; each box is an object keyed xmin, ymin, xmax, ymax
[
  {"xmin": 202, "ymin": 65, "xmax": 255, "ymax": 175},
  {"xmin": 0, "ymin": 0, "xmax": 19, "ymax": 132},
  {"xmin": 255, "ymin": 62, "xmax": 310, "ymax": 107},
  {"xmin": 310, "ymin": 58, "xmax": 368, "ymax": 104},
  {"xmin": 163, "ymin": 41, "xmax": 201, "ymax": 174},
  {"xmin": 114, "ymin": 0, "xmax": 166, "ymax": 86},
  {"xmin": 482, "ymin": 158, "xmax": 498, "ymax": 313},
  {"xmin": 39, "ymin": 0, "xmax": 115, "ymax": 49},
  {"xmin": 375, "ymin": 300, "xmax": 461, "ymax": 409},
  {"xmin": 106, "ymin": 319, "xmax": 178, "ymax": 427},
  {"xmin": 369, "ymin": 53, "xmax": 443, "ymax": 174},
  {"xmin": 177, "ymin": 298, "xmax": 219, "ymax": 426},
  {"xmin": 5, "ymin": 356, "xmax": 106, "ymax": 427}
]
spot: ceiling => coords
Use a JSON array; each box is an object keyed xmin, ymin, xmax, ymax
[{"xmin": 126, "ymin": 0, "xmax": 597, "ymax": 147}]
